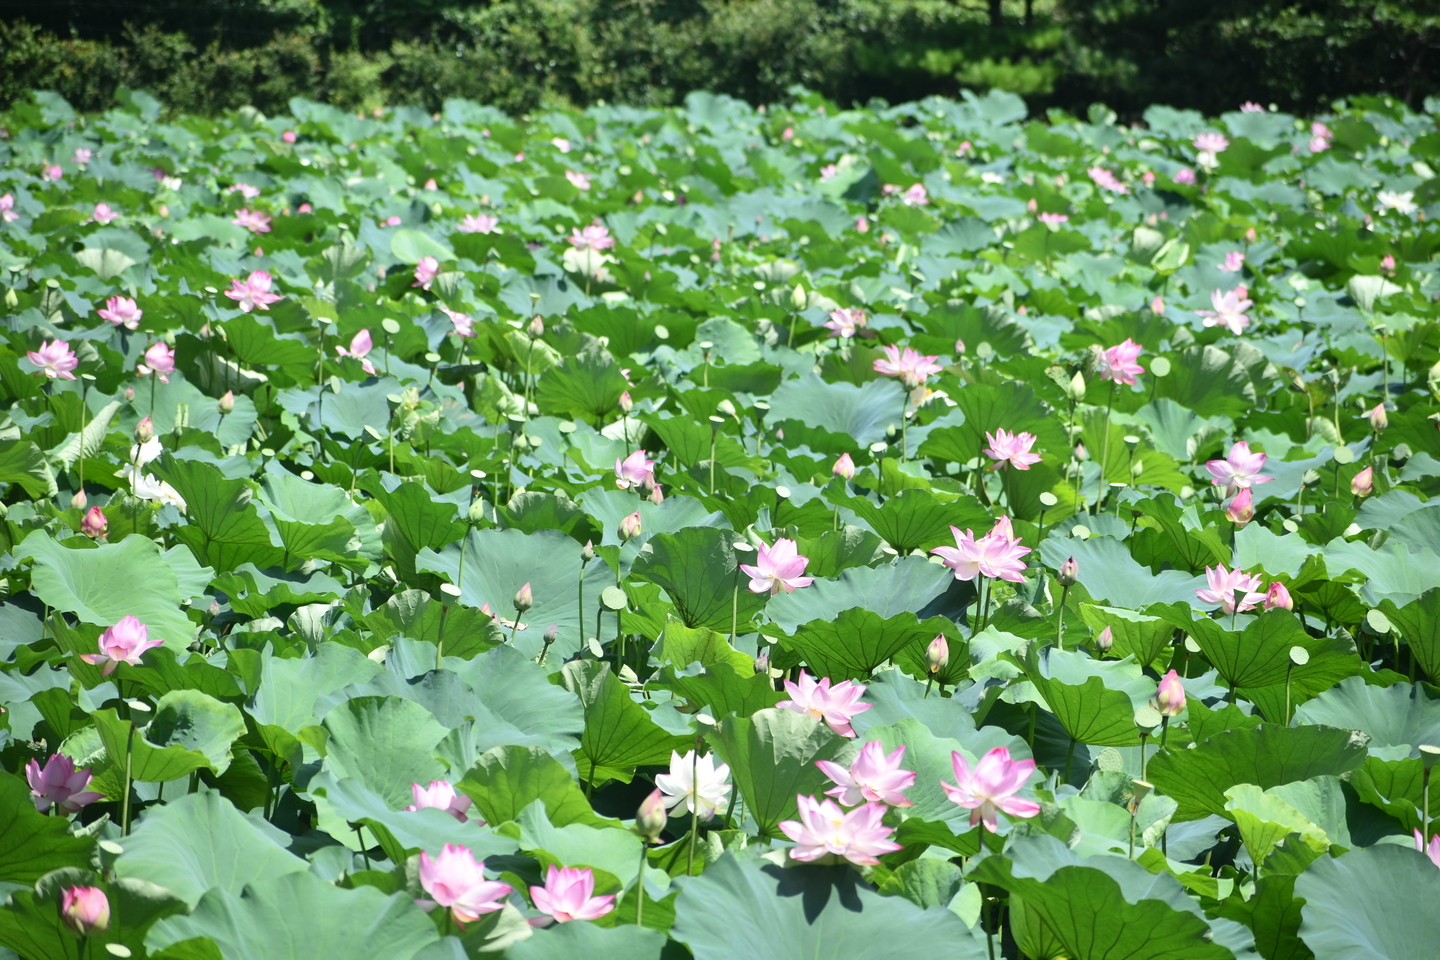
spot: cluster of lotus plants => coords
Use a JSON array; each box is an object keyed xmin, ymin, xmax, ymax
[{"xmin": 1, "ymin": 84, "xmax": 1439, "ymax": 959}]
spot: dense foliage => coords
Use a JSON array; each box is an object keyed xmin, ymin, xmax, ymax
[
  {"xmin": 3, "ymin": 0, "xmax": 1439, "ymax": 117},
  {"xmin": 2, "ymin": 84, "xmax": 1440, "ymax": 959}
]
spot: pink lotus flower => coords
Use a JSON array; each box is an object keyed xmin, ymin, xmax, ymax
[
  {"xmin": 740, "ymin": 538, "xmax": 814, "ymax": 595},
  {"xmin": 931, "ymin": 517, "xmax": 1031, "ymax": 583},
  {"xmin": 778, "ymin": 671, "xmax": 870, "ymax": 737},
  {"xmin": 0, "ymin": 193, "xmax": 17, "ymax": 223},
  {"xmin": 873, "ymin": 344, "xmax": 942, "ymax": 388},
  {"xmin": 42, "ymin": 164, "xmax": 63, "ymax": 182},
  {"xmin": 618, "ymin": 510, "xmax": 642, "ymax": 541},
  {"xmin": 614, "ymin": 450, "xmax": 655, "ymax": 490},
  {"xmin": 1151, "ymin": 295, "xmax": 1166, "ymax": 314},
  {"xmin": 1351, "ymin": 466, "xmax": 1374, "ymax": 497},
  {"xmin": 27, "ymin": 340, "xmax": 78, "ymax": 380},
  {"xmin": 98, "ymin": 296, "xmax": 142, "ymax": 329},
  {"xmin": 983, "ymin": 428, "xmax": 1042, "ymax": 471},
  {"xmin": 1219, "ymin": 251, "xmax": 1246, "ymax": 273},
  {"xmin": 780, "ymin": 795, "xmax": 901, "ymax": 865},
  {"xmin": 1037, "ymin": 212, "xmax": 1069, "ymax": 226},
  {"xmin": 1414, "ymin": 830, "xmax": 1440, "ymax": 869},
  {"xmin": 1193, "ymin": 132, "xmax": 1229, "ymax": 154},
  {"xmin": 413, "ymin": 256, "xmax": 440, "ymax": 290},
  {"xmin": 441, "ymin": 306, "xmax": 476, "ymax": 338},
  {"xmin": 1097, "ymin": 339, "xmax": 1145, "ymax": 385},
  {"xmin": 1205, "ymin": 440, "xmax": 1272, "ymax": 495},
  {"xmin": 833, "ymin": 452, "xmax": 855, "ymax": 480},
  {"xmin": 1264, "ymin": 581, "xmax": 1293, "ymax": 611},
  {"xmin": 232, "ymin": 209, "xmax": 272, "ymax": 234},
  {"xmin": 565, "ymin": 170, "xmax": 591, "ymax": 191},
  {"xmin": 568, "ymin": 224, "xmax": 615, "ymax": 251},
  {"xmin": 423, "ymin": 178, "xmax": 438, "ymax": 191},
  {"xmin": 824, "ymin": 307, "xmax": 867, "ymax": 338},
  {"xmin": 405, "ymin": 780, "xmax": 475, "ymax": 822},
  {"xmin": 941, "ymin": 746, "xmax": 1039, "ymax": 832},
  {"xmin": 81, "ymin": 506, "xmax": 108, "ymax": 539},
  {"xmin": 72, "ymin": 147, "xmax": 93, "ymax": 167},
  {"xmin": 282, "ymin": 130, "xmax": 297, "ymax": 143},
  {"xmin": 419, "ymin": 844, "xmax": 513, "ymax": 924},
  {"xmin": 1309, "ymin": 137, "xmax": 1330, "ymax": 154},
  {"xmin": 1224, "ymin": 487, "xmax": 1254, "ymax": 524},
  {"xmin": 530, "ymin": 865, "xmax": 615, "ymax": 923},
  {"xmin": 26, "ymin": 754, "xmax": 103, "ymax": 813},
  {"xmin": 1240, "ymin": 101, "xmax": 1265, "ymax": 112},
  {"xmin": 655, "ymin": 750, "xmax": 731, "ymax": 820},
  {"xmin": 818, "ymin": 163, "xmax": 839, "ymax": 181},
  {"xmin": 224, "ymin": 270, "xmax": 282, "ymax": 312},
  {"xmin": 229, "ymin": 183, "xmax": 261, "ymax": 199},
  {"xmin": 383, "ymin": 215, "xmax": 402, "ymax": 227},
  {"xmin": 1153, "ymin": 669, "xmax": 1186, "ymax": 716},
  {"xmin": 1142, "ymin": 170, "xmax": 1156, "ymax": 185},
  {"xmin": 1380, "ymin": 254, "xmax": 1397, "ymax": 275},
  {"xmin": 459, "ymin": 214, "xmax": 499, "ymax": 234},
  {"xmin": 900, "ymin": 184, "xmax": 929, "ymax": 206},
  {"xmin": 81, "ymin": 615, "xmax": 163, "ymax": 675},
  {"xmin": 816, "ymin": 742, "xmax": 915, "ymax": 807},
  {"xmin": 297, "ymin": 203, "xmax": 312, "ymax": 213},
  {"xmin": 137, "ymin": 342, "xmax": 175, "ymax": 383},
  {"xmin": 855, "ymin": 216, "xmax": 869, "ymax": 233},
  {"xmin": 335, "ymin": 329, "xmax": 377, "ymax": 376},
  {"xmin": 1169, "ymin": 169, "xmax": 1196, "ymax": 187},
  {"xmin": 90, "ymin": 202, "xmax": 118, "ymax": 225},
  {"xmin": 61, "ymin": 887, "xmax": 109, "ymax": 936},
  {"xmin": 1195, "ymin": 563, "xmax": 1266, "ymax": 614},
  {"xmin": 1196, "ymin": 287, "xmax": 1253, "ymax": 336},
  {"xmin": 1087, "ymin": 167, "xmax": 1129, "ymax": 194}
]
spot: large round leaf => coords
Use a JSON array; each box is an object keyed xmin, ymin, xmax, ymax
[{"xmin": 1296, "ymin": 844, "xmax": 1440, "ymax": 960}]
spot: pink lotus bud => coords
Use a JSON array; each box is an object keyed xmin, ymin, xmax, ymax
[
  {"xmin": 1351, "ymin": 466, "xmax": 1374, "ymax": 498},
  {"xmin": 218, "ymin": 390, "xmax": 235, "ymax": 415},
  {"xmin": 424, "ymin": 178, "xmax": 438, "ymax": 190},
  {"xmin": 527, "ymin": 316, "xmax": 545, "ymax": 338},
  {"xmin": 754, "ymin": 652, "xmax": 770, "ymax": 675},
  {"xmin": 1153, "ymin": 669, "xmax": 1186, "ymax": 716},
  {"xmin": 1074, "ymin": 443, "xmax": 1088, "ymax": 461},
  {"xmin": 61, "ymin": 886, "xmax": 109, "ymax": 936},
  {"xmin": 1095, "ymin": 625, "xmax": 1113, "ymax": 653},
  {"xmin": 1225, "ymin": 487, "xmax": 1254, "ymax": 524},
  {"xmin": 954, "ymin": 339, "xmax": 966, "ymax": 355},
  {"xmin": 648, "ymin": 483, "xmax": 664, "ymax": 506},
  {"xmin": 636, "ymin": 788, "xmax": 667, "ymax": 842},
  {"xmin": 1368, "ymin": 403, "xmax": 1387, "ymax": 432},
  {"xmin": 513, "ymin": 582, "xmax": 533, "ymax": 613},
  {"xmin": 81, "ymin": 506, "xmax": 107, "ymax": 539},
  {"xmin": 1381, "ymin": 253, "xmax": 1397, "ymax": 274},
  {"xmin": 619, "ymin": 510, "xmax": 642, "ymax": 542},
  {"xmin": 618, "ymin": 391, "xmax": 633, "ymax": 414},
  {"xmin": 1027, "ymin": 198, "xmax": 1038, "ymax": 213},
  {"xmin": 925, "ymin": 635, "xmax": 949, "ymax": 674},
  {"xmin": 833, "ymin": 452, "xmax": 855, "ymax": 480},
  {"xmin": 582, "ymin": 540, "xmax": 595, "ymax": 561},
  {"xmin": 1264, "ymin": 581, "xmax": 1293, "ymax": 611},
  {"xmin": 135, "ymin": 416, "xmax": 154, "ymax": 443},
  {"xmin": 544, "ymin": 623, "xmax": 559, "ymax": 645},
  {"xmin": 124, "ymin": 385, "xmax": 135, "ymax": 402},
  {"xmin": 1245, "ymin": 227, "xmax": 1257, "ymax": 243},
  {"xmin": 1150, "ymin": 295, "xmax": 1165, "ymax": 315},
  {"xmin": 855, "ymin": 216, "xmax": 869, "ymax": 234},
  {"xmin": 282, "ymin": 130, "xmax": 297, "ymax": 143},
  {"xmin": 1057, "ymin": 556, "xmax": 1078, "ymax": 587},
  {"xmin": 71, "ymin": 489, "xmax": 87, "ymax": 511}
]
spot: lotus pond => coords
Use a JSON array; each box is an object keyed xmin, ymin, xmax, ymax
[{"xmin": 1, "ymin": 86, "xmax": 1440, "ymax": 960}]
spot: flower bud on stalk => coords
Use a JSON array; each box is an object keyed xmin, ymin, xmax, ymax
[
  {"xmin": 582, "ymin": 540, "xmax": 595, "ymax": 562},
  {"xmin": 1057, "ymin": 556, "xmax": 1078, "ymax": 587},
  {"xmin": 61, "ymin": 886, "xmax": 109, "ymax": 937},
  {"xmin": 81, "ymin": 506, "xmax": 107, "ymax": 540},
  {"xmin": 135, "ymin": 416, "xmax": 154, "ymax": 443},
  {"xmin": 648, "ymin": 483, "xmax": 664, "ymax": 506},
  {"xmin": 754, "ymin": 652, "xmax": 770, "ymax": 675},
  {"xmin": 1369, "ymin": 402, "xmax": 1387, "ymax": 432},
  {"xmin": 526, "ymin": 316, "xmax": 545, "ymax": 338},
  {"xmin": 1264, "ymin": 581, "xmax": 1293, "ymax": 611},
  {"xmin": 833, "ymin": 452, "xmax": 855, "ymax": 480},
  {"xmin": 467, "ymin": 499, "xmax": 488, "ymax": 525},
  {"xmin": 513, "ymin": 582, "xmax": 533, "ymax": 614},
  {"xmin": 1225, "ymin": 487, "xmax": 1254, "ymax": 524},
  {"xmin": 635, "ymin": 788, "xmax": 667, "ymax": 843},
  {"xmin": 618, "ymin": 391, "xmax": 634, "ymax": 414},
  {"xmin": 71, "ymin": 489, "xmax": 87, "ymax": 511},
  {"xmin": 619, "ymin": 510, "xmax": 643, "ymax": 542},
  {"xmin": 1351, "ymin": 466, "xmax": 1374, "ymax": 498},
  {"xmin": 218, "ymin": 390, "xmax": 235, "ymax": 415},
  {"xmin": 1095, "ymin": 625, "xmax": 1114, "ymax": 653},
  {"xmin": 1153, "ymin": 669, "xmax": 1186, "ymax": 717},
  {"xmin": 926, "ymin": 635, "xmax": 949, "ymax": 674}
]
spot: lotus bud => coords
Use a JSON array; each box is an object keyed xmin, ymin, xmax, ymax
[
  {"xmin": 582, "ymin": 539, "xmax": 595, "ymax": 561},
  {"xmin": 648, "ymin": 484, "xmax": 664, "ymax": 505},
  {"xmin": 1245, "ymin": 227, "xmax": 1258, "ymax": 243},
  {"xmin": 1057, "ymin": 556, "xmax": 1078, "ymax": 587},
  {"xmin": 134, "ymin": 416, "xmax": 154, "ymax": 443},
  {"xmin": 526, "ymin": 316, "xmax": 545, "ymax": 338},
  {"xmin": 71, "ymin": 489, "xmax": 88, "ymax": 511},
  {"xmin": 754, "ymin": 652, "xmax": 770, "ymax": 675},
  {"xmin": 218, "ymin": 390, "xmax": 235, "ymax": 415},
  {"xmin": 81, "ymin": 506, "xmax": 107, "ymax": 540},
  {"xmin": 1074, "ymin": 442, "xmax": 1088, "ymax": 461},
  {"xmin": 619, "ymin": 510, "xmax": 642, "ymax": 542},
  {"xmin": 1067, "ymin": 371, "xmax": 1087, "ymax": 402},
  {"xmin": 544, "ymin": 623, "xmax": 559, "ymax": 644},
  {"xmin": 1368, "ymin": 403, "xmax": 1387, "ymax": 432},
  {"xmin": 1095, "ymin": 625, "xmax": 1114, "ymax": 653},
  {"xmin": 1265, "ymin": 581, "xmax": 1293, "ymax": 611},
  {"xmin": 467, "ymin": 499, "xmax": 488, "ymax": 524},
  {"xmin": 618, "ymin": 391, "xmax": 634, "ymax": 414},
  {"xmin": 1225, "ymin": 487, "xmax": 1254, "ymax": 524},
  {"xmin": 513, "ymin": 581, "xmax": 533, "ymax": 613},
  {"xmin": 61, "ymin": 886, "xmax": 110, "ymax": 937},
  {"xmin": 954, "ymin": 339, "xmax": 966, "ymax": 356},
  {"xmin": 717, "ymin": 398, "xmax": 738, "ymax": 420},
  {"xmin": 636, "ymin": 788, "xmax": 668, "ymax": 843},
  {"xmin": 925, "ymin": 635, "xmax": 949, "ymax": 674},
  {"xmin": 1153, "ymin": 669, "xmax": 1186, "ymax": 717},
  {"xmin": 124, "ymin": 385, "xmax": 135, "ymax": 402},
  {"xmin": 833, "ymin": 452, "xmax": 856, "ymax": 480},
  {"xmin": 1150, "ymin": 295, "xmax": 1165, "ymax": 315},
  {"xmin": 1351, "ymin": 466, "xmax": 1374, "ymax": 498}
]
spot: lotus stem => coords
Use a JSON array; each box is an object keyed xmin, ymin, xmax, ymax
[
  {"xmin": 1094, "ymin": 380, "xmax": 1116, "ymax": 514},
  {"xmin": 635, "ymin": 840, "xmax": 648, "ymax": 928}
]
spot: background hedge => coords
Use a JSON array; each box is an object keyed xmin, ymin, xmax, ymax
[{"xmin": 2, "ymin": 0, "xmax": 1438, "ymax": 117}]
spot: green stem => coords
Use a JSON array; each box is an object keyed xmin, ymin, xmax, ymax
[
  {"xmin": 686, "ymin": 749, "xmax": 700, "ymax": 876},
  {"xmin": 899, "ymin": 391, "xmax": 908, "ymax": 462},
  {"xmin": 1064, "ymin": 737, "xmax": 1076, "ymax": 785},
  {"xmin": 122, "ymin": 724, "xmax": 135, "ymax": 835},
  {"xmin": 1094, "ymin": 380, "xmax": 1116, "ymax": 513},
  {"xmin": 355, "ymin": 825, "xmax": 371, "ymax": 870},
  {"xmin": 1055, "ymin": 583, "xmax": 1070, "ymax": 651},
  {"xmin": 635, "ymin": 840, "xmax": 648, "ymax": 928}
]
